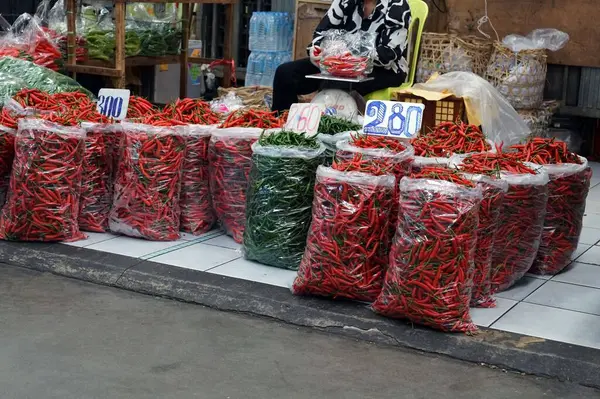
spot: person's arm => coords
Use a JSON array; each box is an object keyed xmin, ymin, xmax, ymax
[
  {"xmin": 308, "ymin": 0, "xmax": 351, "ymax": 51},
  {"xmin": 373, "ymin": 0, "xmax": 411, "ymax": 71}
]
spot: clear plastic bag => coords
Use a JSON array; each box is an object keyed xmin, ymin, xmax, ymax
[
  {"xmin": 293, "ymin": 166, "xmax": 396, "ymax": 301},
  {"xmin": 78, "ymin": 122, "xmax": 121, "ymax": 233},
  {"xmin": 372, "ymin": 178, "xmax": 482, "ymax": 333},
  {"xmin": 410, "ymin": 72, "xmax": 531, "ymax": 145},
  {"xmin": 0, "ymin": 118, "xmax": 86, "ymax": 242},
  {"xmin": 502, "ymin": 29, "xmax": 569, "ymax": 52},
  {"xmin": 208, "ymin": 128, "xmax": 263, "ymax": 243},
  {"xmin": 0, "ymin": 124, "xmax": 16, "ymax": 206},
  {"xmin": 0, "ymin": 71, "xmax": 28, "ymax": 106},
  {"xmin": 243, "ymin": 141, "xmax": 325, "ymax": 270},
  {"xmin": 109, "ymin": 122, "xmax": 185, "ymax": 241},
  {"xmin": 491, "ymin": 164, "xmax": 549, "ymax": 291},
  {"xmin": 319, "ymin": 30, "xmax": 376, "ymax": 78},
  {"xmin": 529, "ymin": 157, "xmax": 592, "ymax": 275},
  {"xmin": 126, "ymin": 3, "xmax": 181, "ymax": 57},
  {"xmin": 179, "ymin": 124, "xmax": 216, "ymax": 235},
  {"xmin": 333, "ymin": 139, "xmax": 414, "ymax": 178}
]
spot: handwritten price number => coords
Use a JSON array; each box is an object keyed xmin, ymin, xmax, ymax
[
  {"xmin": 285, "ymin": 103, "xmax": 325, "ymax": 135},
  {"xmin": 363, "ymin": 100, "xmax": 424, "ymax": 138},
  {"xmin": 97, "ymin": 95, "xmax": 124, "ymax": 118}
]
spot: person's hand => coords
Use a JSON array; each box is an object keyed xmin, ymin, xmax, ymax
[{"xmin": 309, "ymin": 46, "xmax": 322, "ymax": 67}]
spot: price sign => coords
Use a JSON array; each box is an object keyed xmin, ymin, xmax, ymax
[
  {"xmin": 97, "ymin": 89, "xmax": 131, "ymax": 120},
  {"xmin": 285, "ymin": 103, "xmax": 325, "ymax": 135},
  {"xmin": 362, "ymin": 100, "xmax": 425, "ymax": 139}
]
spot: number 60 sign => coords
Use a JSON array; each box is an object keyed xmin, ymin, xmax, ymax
[
  {"xmin": 285, "ymin": 103, "xmax": 325, "ymax": 135},
  {"xmin": 362, "ymin": 100, "xmax": 424, "ymax": 139}
]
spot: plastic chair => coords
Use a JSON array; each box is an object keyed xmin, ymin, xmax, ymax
[{"xmin": 364, "ymin": 0, "xmax": 429, "ymax": 101}]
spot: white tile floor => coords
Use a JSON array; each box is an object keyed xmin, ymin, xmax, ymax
[{"xmin": 59, "ymin": 162, "xmax": 600, "ymax": 349}]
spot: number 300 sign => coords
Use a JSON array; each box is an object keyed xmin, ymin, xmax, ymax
[
  {"xmin": 97, "ymin": 88, "xmax": 131, "ymax": 120},
  {"xmin": 285, "ymin": 103, "xmax": 325, "ymax": 135},
  {"xmin": 363, "ymin": 100, "xmax": 424, "ymax": 139}
]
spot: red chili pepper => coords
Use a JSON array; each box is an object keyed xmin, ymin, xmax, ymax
[
  {"xmin": 320, "ymin": 54, "xmax": 370, "ymax": 78},
  {"xmin": 179, "ymin": 125, "xmax": 216, "ymax": 235},
  {"xmin": 508, "ymin": 138, "xmax": 592, "ymax": 275},
  {"xmin": 0, "ymin": 113, "xmax": 17, "ymax": 205},
  {"xmin": 293, "ymin": 167, "xmax": 396, "ymax": 302},
  {"xmin": 109, "ymin": 123, "xmax": 186, "ymax": 241},
  {"xmin": 78, "ymin": 122, "xmax": 120, "ymax": 233},
  {"xmin": 0, "ymin": 118, "xmax": 86, "ymax": 242},
  {"xmin": 163, "ymin": 98, "xmax": 221, "ymax": 125},
  {"xmin": 457, "ymin": 151, "xmax": 548, "ymax": 292},
  {"xmin": 219, "ymin": 110, "xmax": 285, "ymax": 129},
  {"xmin": 410, "ymin": 121, "xmax": 491, "ymax": 158},
  {"xmin": 209, "ymin": 128, "xmax": 262, "ymax": 243},
  {"xmin": 372, "ymin": 167, "xmax": 481, "ymax": 333},
  {"xmin": 127, "ymin": 96, "xmax": 158, "ymax": 120}
]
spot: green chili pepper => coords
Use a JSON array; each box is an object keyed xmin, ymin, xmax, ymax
[
  {"xmin": 244, "ymin": 130, "xmax": 324, "ymax": 270},
  {"xmin": 317, "ymin": 115, "xmax": 362, "ymax": 135}
]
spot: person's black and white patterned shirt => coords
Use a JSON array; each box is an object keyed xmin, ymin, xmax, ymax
[{"xmin": 310, "ymin": 0, "xmax": 411, "ymax": 74}]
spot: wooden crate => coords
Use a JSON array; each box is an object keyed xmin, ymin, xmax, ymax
[
  {"xmin": 392, "ymin": 92, "xmax": 466, "ymax": 134},
  {"xmin": 292, "ymin": 0, "xmax": 329, "ymax": 60}
]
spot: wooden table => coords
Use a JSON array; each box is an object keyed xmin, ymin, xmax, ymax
[{"xmin": 65, "ymin": 0, "xmax": 237, "ymax": 97}]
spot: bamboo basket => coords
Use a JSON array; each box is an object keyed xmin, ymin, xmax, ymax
[
  {"xmin": 518, "ymin": 100, "xmax": 559, "ymax": 138},
  {"xmin": 416, "ymin": 33, "xmax": 493, "ymax": 83},
  {"xmin": 485, "ymin": 42, "xmax": 548, "ymax": 110}
]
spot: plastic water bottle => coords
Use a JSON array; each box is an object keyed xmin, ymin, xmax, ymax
[
  {"xmin": 249, "ymin": 13, "xmax": 259, "ymax": 51},
  {"xmin": 245, "ymin": 52, "xmax": 256, "ymax": 86}
]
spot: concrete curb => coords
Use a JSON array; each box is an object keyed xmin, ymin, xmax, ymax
[{"xmin": 1, "ymin": 241, "xmax": 599, "ymax": 389}]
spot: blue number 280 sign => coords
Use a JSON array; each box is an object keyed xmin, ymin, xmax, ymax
[
  {"xmin": 97, "ymin": 88, "xmax": 131, "ymax": 120},
  {"xmin": 362, "ymin": 100, "xmax": 424, "ymax": 139}
]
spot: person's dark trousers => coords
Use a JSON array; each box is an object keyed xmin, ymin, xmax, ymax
[{"xmin": 272, "ymin": 58, "xmax": 406, "ymax": 113}]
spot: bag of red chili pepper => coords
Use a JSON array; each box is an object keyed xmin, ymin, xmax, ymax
[
  {"xmin": 243, "ymin": 131, "xmax": 325, "ymax": 270},
  {"xmin": 0, "ymin": 125, "xmax": 16, "ymax": 206},
  {"xmin": 209, "ymin": 127, "xmax": 263, "ymax": 243},
  {"xmin": 489, "ymin": 163, "xmax": 549, "ymax": 290},
  {"xmin": 319, "ymin": 30, "xmax": 375, "ymax": 79},
  {"xmin": 450, "ymin": 154, "xmax": 509, "ymax": 307},
  {"xmin": 333, "ymin": 138, "xmax": 414, "ymax": 178},
  {"xmin": 0, "ymin": 118, "xmax": 86, "ymax": 242},
  {"xmin": 109, "ymin": 122, "xmax": 186, "ymax": 241},
  {"xmin": 372, "ymin": 173, "xmax": 482, "ymax": 333},
  {"xmin": 528, "ymin": 158, "xmax": 591, "ymax": 275},
  {"xmin": 179, "ymin": 124, "xmax": 217, "ymax": 235},
  {"xmin": 293, "ymin": 166, "xmax": 396, "ymax": 301},
  {"xmin": 77, "ymin": 122, "xmax": 121, "ymax": 233}
]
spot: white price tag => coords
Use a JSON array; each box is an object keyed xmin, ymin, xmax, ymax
[
  {"xmin": 362, "ymin": 100, "xmax": 425, "ymax": 139},
  {"xmin": 97, "ymin": 88, "xmax": 131, "ymax": 120},
  {"xmin": 285, "ymin": 103, "xmax": 325, "ymax": 135}
]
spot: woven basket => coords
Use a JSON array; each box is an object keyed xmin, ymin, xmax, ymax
[
  {"xmin": 485, "ymin": 42, "xmax": 548, "ymax": 110},
  {"xmin": 518, "ymin": 100, "xmax": 559, "ymax": 138},
  {"xmin": 416, "ymin": 33, "xmax": 493, "ymax": 83},
  {"xmin": 217, "ymin": 86, "xmax": 273, "ymax": 109}
]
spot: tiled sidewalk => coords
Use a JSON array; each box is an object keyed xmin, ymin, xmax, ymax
[{"xmin": 63, "ymin": 162, "xmax": 600, "ymax": 350}]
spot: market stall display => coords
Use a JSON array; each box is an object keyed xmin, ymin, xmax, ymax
[
  {"xmin": 209, "ymin": 128, "xmax": 263, "ymax": 243},
  {"xmin": 372, "ymin": 168, "xmax": 482, "ymax": 333},
  {"xmin": 509, "ymin": 138, "xmax": 592, "ymax": 275},
  {"xmin": 292, "ymin": 166, "xmax": 396, "ymax": 301},
  {"xmin": 179, "ymin": 125, "xmax": 216, "ymax": 235},
  {"xmin": 109, "ymin": 122, "xmax": 186, "ymax": 241},
  {"xmin": 0, "ymin": 118, "xmax": 86, "ymax": 242},
  {"xmin": 244, "ymin": 131, "xmax": 325, "ymax": 270},
  {"xmin": 457, "ymin": 152, "xmax": 549, "ymax": 292}
]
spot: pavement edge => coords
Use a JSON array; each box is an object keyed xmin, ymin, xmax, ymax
[{"xmin": 1, "ymin": 241, "xmax": 599, "ymax": 389}]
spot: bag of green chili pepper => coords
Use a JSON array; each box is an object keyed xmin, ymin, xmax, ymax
[
  {"xmin": 243, "ymin": 131, "xmax": 326, "ymax": 270},
  {"xmin": 316, "ymin": 115, "xmax": 362, "ymax": 165},
  {"xmin": 0, "ymin": 71, "xmax": 28, "ymax": 106},
  {"xmin": 0, "ymin": 57, "xmax": 92, "ymax": 97}
]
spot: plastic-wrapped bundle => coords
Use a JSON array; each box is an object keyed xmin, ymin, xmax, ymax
[
  {"xmin": 209, "ymin": 128, "xmax": 262, "ymax": 243},
  {"xmin": 180, "ymin": 125, "xmax": 216, "ymax": 235},
  {"xmin": 78, "ymin": 122, "xmax": 120, "ymax": 232},
  {"xmin": 0, "ymin": 118, "xmax": 85, "ymax": 241},
  {"xmin": 316, "ymin": 115, "xmax": 362, "ymax": 165},
  {"xmin": 451, "ymin": 155, "xmax": 509, "ymax": 307},
  {"xmin": 243, "ymin": 133, "xmax": 325, "ymax": 269},
  {"xmin": 491, "ymin": 165, "xmax": 549, "ymax": 291},
  {"xmin": 508, "ymin": 138, "xmax": 592, "ymax": 275},
  {"xmin": 528, "ymin": 160, "xmax": 591, "ymax": 274},
  {"xmin": 0, "ymin": 109, "xmax": 19, "ymax": 205},
  {"xmin": 372, "ymin": 174, "xmax": 482, "ymax": 333},
  {"xmin": 0, "ymin": 71, "xmax": 28, "ymax": 106},
  {"xmin": 319, "ymin": 30, "xmax": 375, "ymax": 78},
  {"xmin": 109, "ymin": 122, "xmax": 185, "ymax": 241},
  {"xmin": 293, "ymin": 166, "xmax": 396, "ymax": 301}
]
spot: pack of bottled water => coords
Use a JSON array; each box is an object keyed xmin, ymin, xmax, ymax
[{"xmin": 245, "ymin": 12, "xmax": 293, "ymax": 87}]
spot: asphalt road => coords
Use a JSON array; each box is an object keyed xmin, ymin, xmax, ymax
[{"xmin": 0, "ymin": 264, "xmax": 597, "ymax": 399}]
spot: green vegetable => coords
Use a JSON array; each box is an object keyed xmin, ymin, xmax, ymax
[
  {"xmin": 137, "ymin": 25, "xmax": 182, "ymax": 57},
  {"xmin": 85, "ymin": 30, "xmax": 141, "ymax": 61},
  {"xmin": 0, "ymin": 71, "xmax": 28, "ymax": 106},
  {"xmin": 317, "ymin": 115, "xmax": 362, "ymax": 135},
  {"xmin": 244, "ymin": 131, "xmax": 325, "ymax": 270},
  {"xmin": 0, "ymin": 57, "xmax": 93, "ymax": 98}
]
